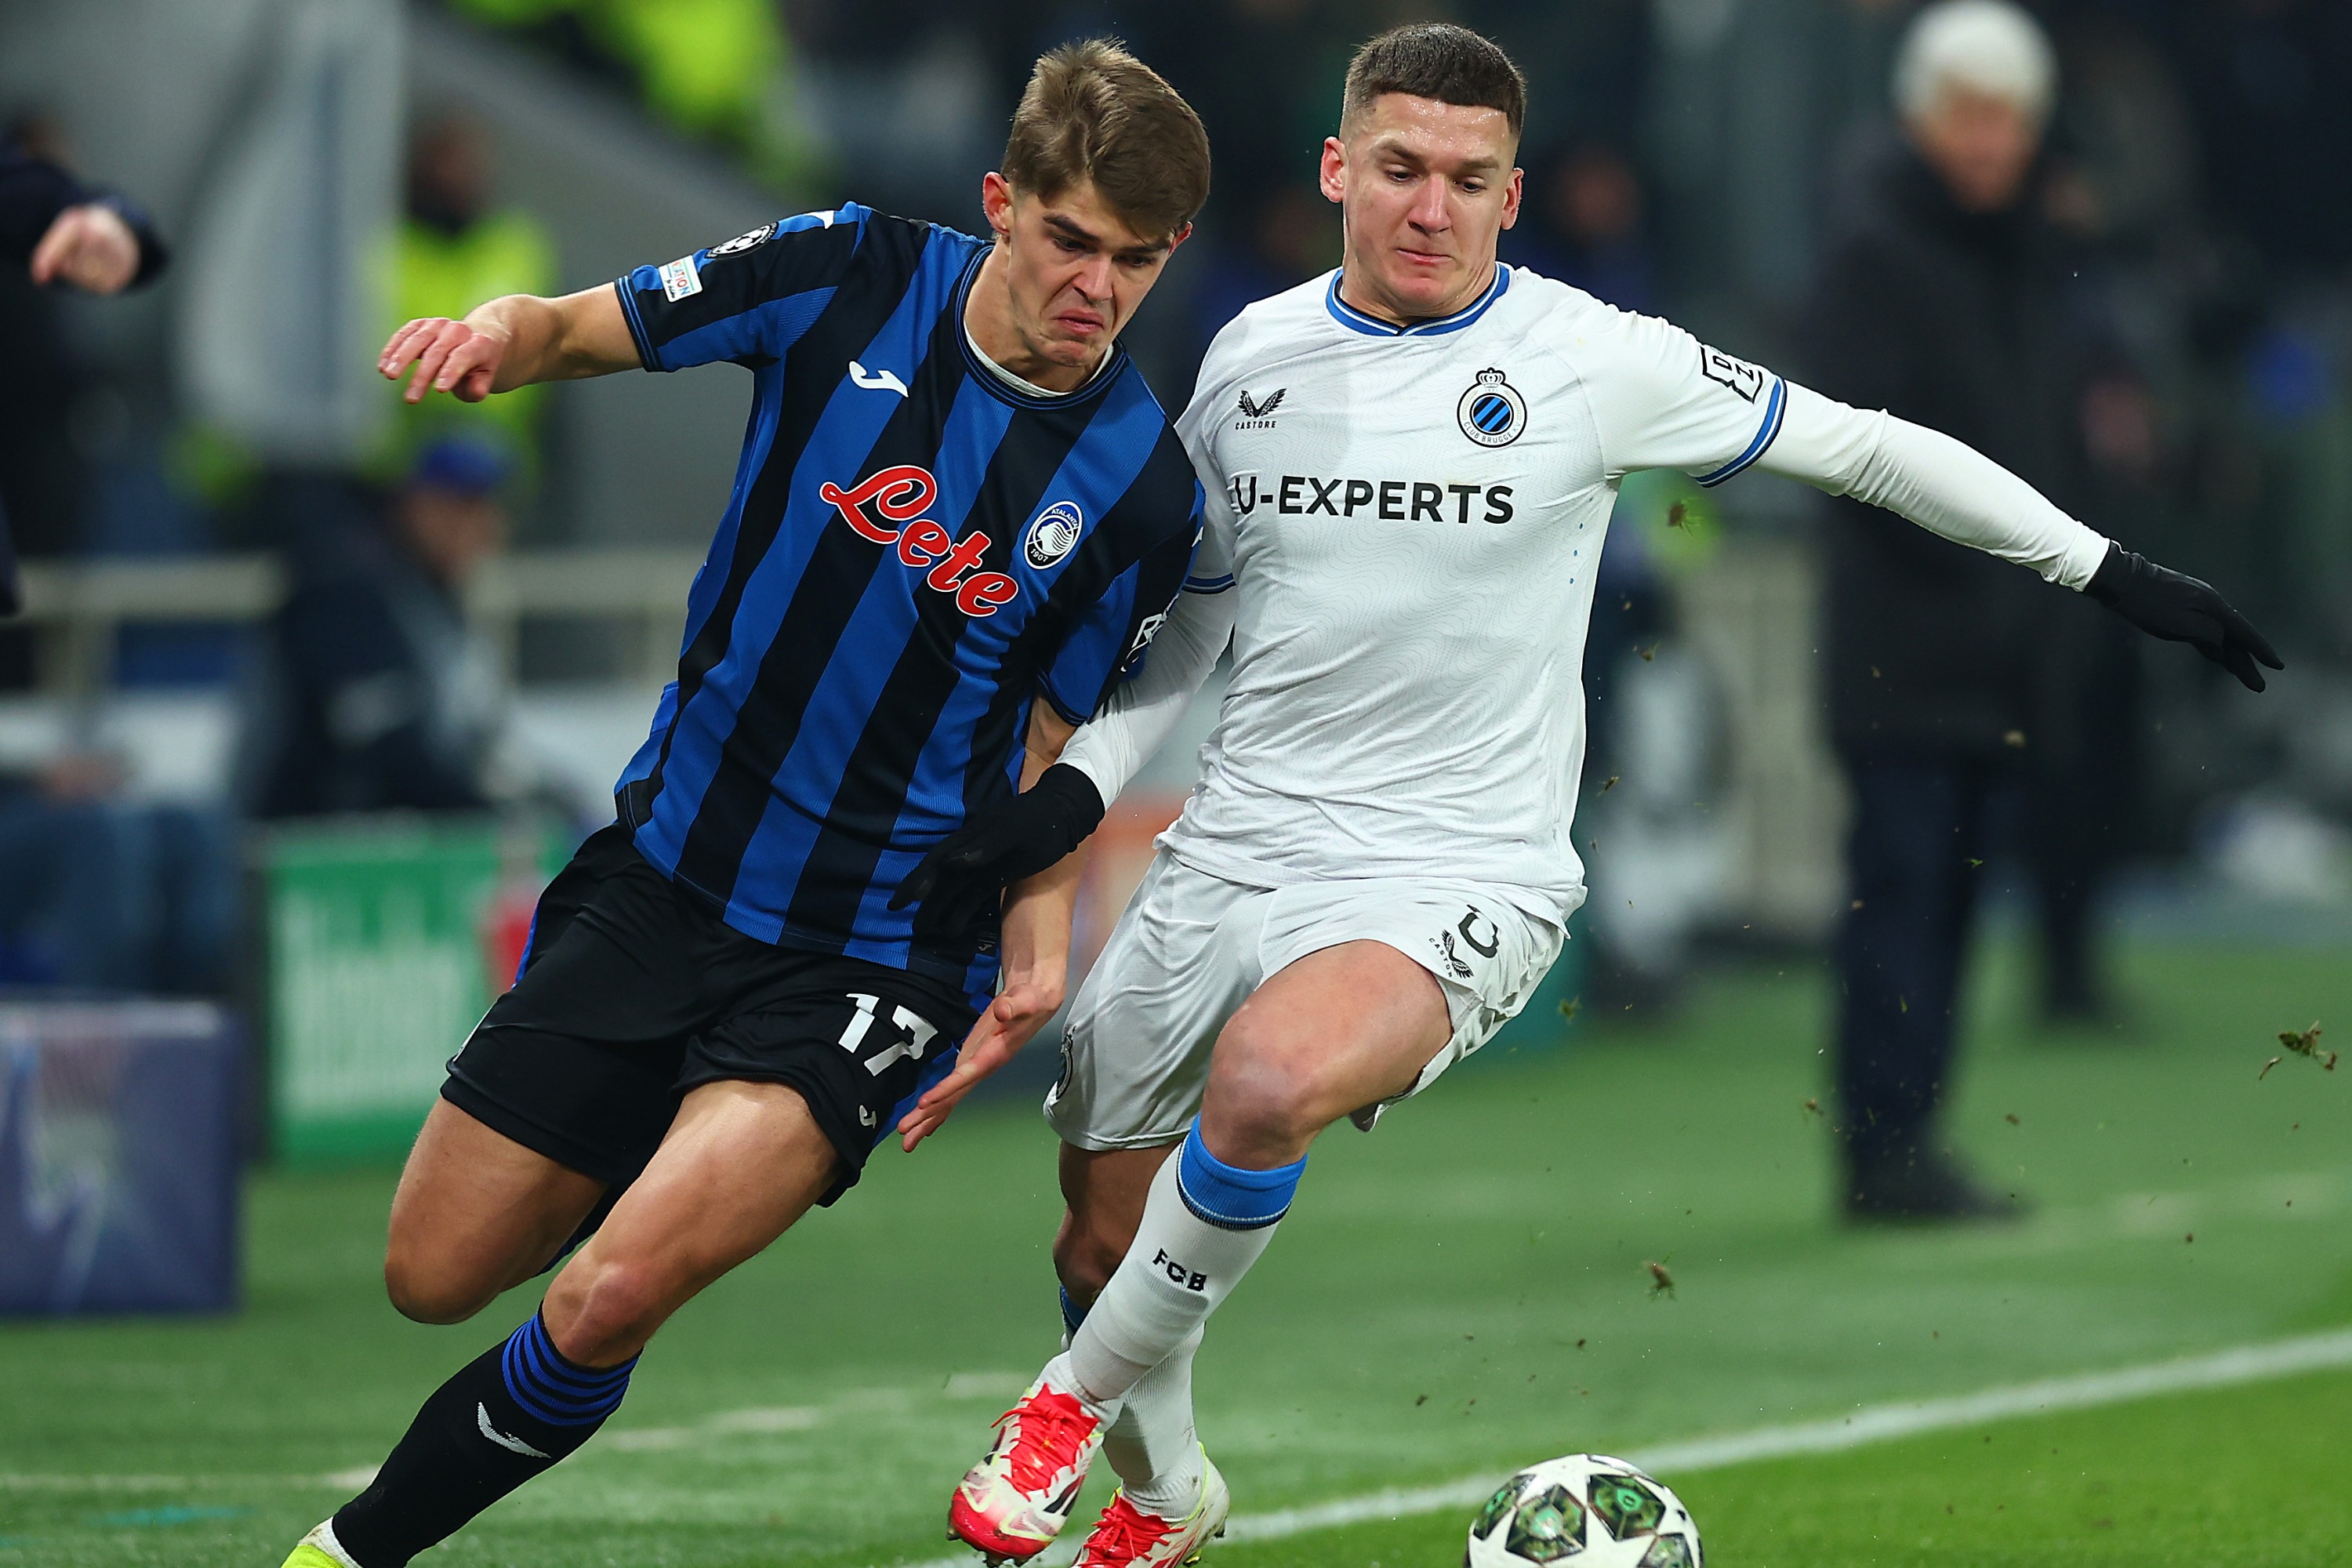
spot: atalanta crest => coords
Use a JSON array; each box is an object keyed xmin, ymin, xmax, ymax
[
  {"xmin": 1023, "ymin": 500, "xmax": 1084, "ymax": 568},
  {"xmin": 1457, "ymin": 368, "xmax": 1526, "ymax": 448}
]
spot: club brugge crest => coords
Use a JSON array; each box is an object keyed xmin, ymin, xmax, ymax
[
  {"xmin": 1023, "ymin": 499, "xmax": 1084, "ymax": 568},
  {"xmin": 1456, "ymin": 367, "xmax": 1526, "ymax": 448}
]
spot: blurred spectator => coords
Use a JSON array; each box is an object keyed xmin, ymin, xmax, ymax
[
  {"xmin": 2161, "ymin": 0, "xmax": 2352, "ymax": 287},
  {"xmin": 1135, "ymin": 0, "xmax": 1336, "ymax": 227},
  {"xmin": 587, "ymin": 0, "xmax": 783, "ymax": 146},
  {"xmin": 379, "ymin": 111, "xmax": 557, "ymax": 482},
  {"xmin": 1809, "ymin": 0, "xmax": 2129, "ymax": 1222},
  {"xmin": 444, "ymin": 0, "xmax": 818, "ymax": 190},
  {"xmin": 0, "ymin": 111, "xmax": 168, "ymax": 625},
  {"xmin": 0, "ymin": 114, "xmax": 227, "ymax": 998},
  {"xmin": 255, "ymin": 439, "xmax": 514, "ymax": 818},
  {"xmin": 0, "ymin": 752, "xmax": 234, "ymax": 996},
  {"xmin": 1499, "ymin": 143, "xmax": 1657, "ymax": 314},
  {"xmin": 1188, "ymin": 183, "xmax": 1330, "ymax": 362}
]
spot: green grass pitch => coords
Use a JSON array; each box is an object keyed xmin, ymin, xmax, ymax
[{"xmin": 3, "ymin": 937, "xmax": 2349, "ymax": 1566}]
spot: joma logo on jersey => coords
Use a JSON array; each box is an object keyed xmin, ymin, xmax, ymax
[
  {"xmin": 1269, "ymin": 474, "xmax": 1515, "ymax": 525},
  {"xmin": 816, "ymin": 466, "xmax": 1020, "ymax": 617}
]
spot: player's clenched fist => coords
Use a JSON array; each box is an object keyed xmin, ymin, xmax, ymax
[{"xmin": 379, "ymin": 315, "xmax": 507, "ymax": 405}]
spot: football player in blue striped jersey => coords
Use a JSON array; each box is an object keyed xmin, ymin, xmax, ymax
[{"xmin": 280, "ymin": 40, "xmax": 1210, "ymax": 1568}]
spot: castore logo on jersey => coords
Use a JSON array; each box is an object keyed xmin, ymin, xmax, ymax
[
  {"xmin": 1234, "ymin": 387, "xmax": 1285, "ymax": 430},
  {"xmin": 817, "ymin": 466, "xmax": 1021, "ymax": 617}
]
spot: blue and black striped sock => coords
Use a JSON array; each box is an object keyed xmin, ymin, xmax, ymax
[
  {"xmin": 498, "ymin": 1312, "xmax": 637, "ymax": 1431},
  {"xmin": 330, "ymin": 1315, "xmax": 637, "ymax": 1567}
]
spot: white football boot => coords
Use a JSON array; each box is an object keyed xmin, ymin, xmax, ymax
[
  {"xmin": 949, "ymin": 1374, "xmax": 1106, "ymax": 1563},
  {"xmin": 1073, "ymin": 1454, "xmax": 1229, "ymax": 1568}
]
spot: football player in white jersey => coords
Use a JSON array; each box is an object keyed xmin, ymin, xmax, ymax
[{"xmin": 893, "ymin": 24, "xmax": 2278, "ymax": 1568}]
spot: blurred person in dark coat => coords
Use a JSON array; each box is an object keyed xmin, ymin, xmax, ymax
[
  {"xmin": 1811, "ymin": 0, "xmax": 2125, "ymax": 1222},
  {"xmin": 1498, "ymin": 142, "xmax": 1658, "ymax": 315},
  {"xmin": 0, "ymin": 114, "xmax": 168, "ymax": 619},
  {"xmin": 256, "ymin": 440, "xmax": 513, "ymax": 818},
  {"xmin": 0, "ymin": 118, "xmax": 219, "ymax": 996}
]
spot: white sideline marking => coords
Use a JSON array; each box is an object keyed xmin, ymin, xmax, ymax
[
  {"xmin": 0, "ymin": 1475, "xmax": 219, "ymax": 1492},
  {"xmin": 607, "ymin": 1403, "xmax": 826, "ymax": 1452},
  {"xmin": 5, "ymin": 1331, "xmax": 2347, "ymax": 1544},
  {"xmin": 904, "ymin": 1327, "xmax": 2352, "ymax": 1566}
]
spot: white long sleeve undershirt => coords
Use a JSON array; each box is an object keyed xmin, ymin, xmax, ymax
[
  {"xmin": 1062, "ymin": 379, "xmax": 2110, "ymax": 807},
  {"xmin": 1060, "ymin": 582, "xmax": 1236, "ymax": 807},
  {"xmin": 1762, "ymin": 382, "xmax": 2111, "ymax": 590}
]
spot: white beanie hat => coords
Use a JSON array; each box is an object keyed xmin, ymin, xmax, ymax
[{"xmin": 1894, "ymin": 0, "xmax": 2059, "ymax": 125}]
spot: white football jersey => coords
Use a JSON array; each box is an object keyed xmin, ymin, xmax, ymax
[{"xmin": 1157, "ymin": 266, "xmax": 1796, "ymax": 928}]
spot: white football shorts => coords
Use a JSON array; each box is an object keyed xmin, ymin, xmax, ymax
[{"xmin": 1044, "ymin": 851, "xmax": 1565, "ymax": 1149}]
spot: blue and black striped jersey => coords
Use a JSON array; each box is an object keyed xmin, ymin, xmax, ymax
[{"xmin": 608, "ymin": 203, "xmax": 1202, "ymax": 1001}]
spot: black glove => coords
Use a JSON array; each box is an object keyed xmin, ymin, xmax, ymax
[
  {"xmin": 889, "ymin": 762, "xmax": 1107, "ymax": 930},
  {"xmin": 2085, "ymin": 543, "xmax": 2283, "ymax": 693}
]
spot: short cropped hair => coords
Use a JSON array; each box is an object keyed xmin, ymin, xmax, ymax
[
  {"xmin": 1002, "ymin": 39, "xmax": 1210, "ymax": 243},
  {"xmin": 1894, "ymin": 0, "xmax": 2057, "ymax": 125},
  {"xmin": 1341, "ymin": 23, "xmax": 1526, "ymax": 141}
]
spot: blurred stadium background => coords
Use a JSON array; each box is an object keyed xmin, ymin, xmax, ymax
[{"xmin": 2, "ymin": 2, "xmax": 2350, "ymax": 1566}]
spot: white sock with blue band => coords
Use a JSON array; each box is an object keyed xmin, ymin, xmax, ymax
[
  {"xmin": 1062, "ymin": 1120, "xmax": 1305, "ymax": 1410},
  {"xmin": 1060, "ymin": 1277, "xmax": 1207, "ymax": 1517}
]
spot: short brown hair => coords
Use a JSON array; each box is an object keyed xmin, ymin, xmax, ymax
[
  {"xmin": 1341, "ymin": 24, "xmax": 1527, "ymax": 140},
  {"xmin": 1002, "ymin": 40, "xmax": 1210, "ymax": 242}
]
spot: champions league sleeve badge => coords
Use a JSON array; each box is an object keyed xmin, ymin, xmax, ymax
[
  {"xmin": 708, "ymin": 221, "xmax": 779, "ymax": 257},
  {"xmin": 1457, "ymin": 368, "xmax": 1527, "ymax": 448}
]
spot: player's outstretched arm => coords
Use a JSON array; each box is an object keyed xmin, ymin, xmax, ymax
[
  {"xmin": 897, "ymin": 855, "xmax": 1081, "ymax": 1152},
  {"xmin": 891, "ymin": 764, "xmax": 1104, "ymax": 920},
  {"xmin": 379, "ymin": 285, "xmax": 639, "ymax": 406},
  {"xmin": 1761, "ymin": 383, "xmax": 2282, "ymax": 691},
  {"xmin": 898, "ymin": 705, "xmax": 1087, "ymax": 1150}
]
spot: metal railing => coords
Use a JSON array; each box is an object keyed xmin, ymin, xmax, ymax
[
  {"xmin": 9, "ymin": 540, "xmax": 1849, "ymax": 935},
  {"xmin": 10, "ymin": 548, "xmax": 705, "ymax": 695}
]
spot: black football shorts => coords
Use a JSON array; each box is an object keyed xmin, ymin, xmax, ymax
[{"xmin": 441, "ymin": 824, "xmax": 978, "ymax": 1206}]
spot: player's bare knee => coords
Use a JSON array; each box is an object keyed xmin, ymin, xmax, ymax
[
  {"xmin": 383, "ymin": 1246, "xmax": 492, "ymax": 1325},
  {"xmin": 544, "ymin": 1252, "xmax": 673, "ymax": 1365},
  {"xmin": 1204, "ymin": 1029, "xmax": 1321, "ymax": 1151},
  {"xmin": 1204, "ymin": 1100, "xmax": 1317, "ymax": 1171}
]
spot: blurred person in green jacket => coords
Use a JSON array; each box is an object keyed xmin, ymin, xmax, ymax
[
  {"xmin": 379, "ymin": 111, "xmax": 557, "ymax": 480},
  {"xmin": 446, "ymin": 0, "xmax": 818, "ymax": 190}
]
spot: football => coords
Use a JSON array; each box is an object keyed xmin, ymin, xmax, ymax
[{"xmin": 1464, "ymin": 1454, "xmax": 1702, "ymax": 1568}]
